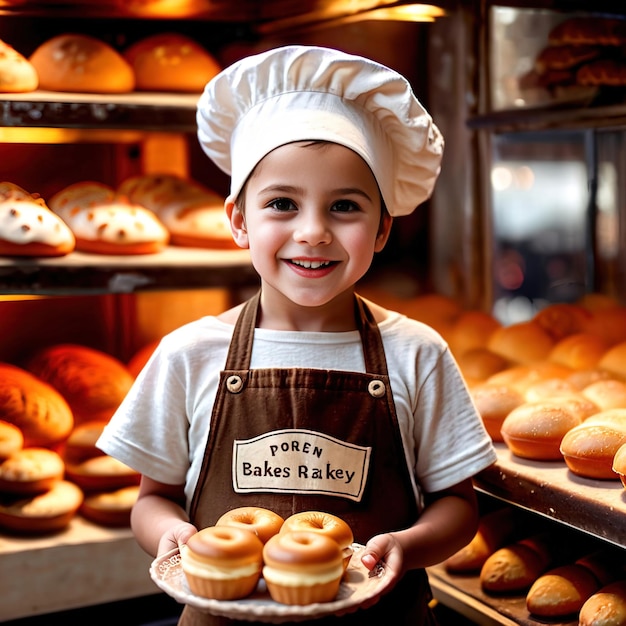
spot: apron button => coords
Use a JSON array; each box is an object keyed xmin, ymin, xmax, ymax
[
  {"xmin": 368, "ymin": 379, "xmax": 386, "ymax": 397},
  {"xmin": 226, "ymin": 375, "xmax": 244, "ymax": 393}
]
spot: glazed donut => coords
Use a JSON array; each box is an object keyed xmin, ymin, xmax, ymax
[
  {"xmin": 0, "ymin": 447, "xmax": 65, "ymax": 494},
  {"xmin": 262, "ymin": 530, "xmax": 344, "ymax": 605},
  {"xmin": 280, "ymin": 511, "xmax": 354, "ymax": 569},
  {"xmin": 215, "ymin": 506, "xmax": 284, "ymax": 544},
  {"xmin": 0, "ymin": 420, "xmax": 24, "ymax": 459},
  {"xmin": 181, "ymin": 525, "xmax": 264, "ymax": 600}
]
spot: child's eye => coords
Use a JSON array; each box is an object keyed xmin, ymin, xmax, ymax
[
  {"xmin": 331, "ymin": 200, "xmax": 359, "ymax": 213},
  {"xmin": 267, "ymin": 198, "xmax": 296, "ymax": 212}
]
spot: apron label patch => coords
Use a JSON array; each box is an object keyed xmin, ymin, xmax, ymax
[{"xmin": 232, "ymin": 429, "xmax": 371, "ymax": 502}]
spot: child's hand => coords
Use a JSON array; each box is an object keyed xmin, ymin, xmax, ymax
[
  {"xmin": 157, "ymin": 521, "xmax": 198, "ymax": 556},
  {"xmin": 359, "ymin": 533, "xmax": 404, "ymax": 605}
]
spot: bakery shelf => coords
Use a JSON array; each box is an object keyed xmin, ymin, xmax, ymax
[
  {"xmin": 428, "ymin": 564, "xmax": 577, "ymax": 626},
  {"xmin": 0, "ymin": 517, "xmax": 156, "ymax": 621},
  {"xmin": 0, "ymin": 247, "xmax": 258, "ymax": 295},
  {"xmin": 474, "ymin": 444, "xmax": 626, "ymax": 549},
  {"xmin": 0, "ymin": 91, "xmax": 199, "ymax": 132}
]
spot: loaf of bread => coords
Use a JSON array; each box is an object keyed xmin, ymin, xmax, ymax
[
  {"xmin": 118, "ymin": 174, "xmax": 236, "ymax": 249},
  {"xmin": 470, "ymin": 383, "xmax": 524, "ymax": 442},
  {"xmin": 0, "ymin": 182, "xmax": 76, "ymax": 257},
  {"xmin": 0, "ymin": 39, "xmax": 38, "ymax": 92},
  {"xmin": 487, "ymin": 321, "xmax": 555, "ymax": 365},
  {"xmin": 444, "ymin": 507, "xmax": 518, "ymax": 574},
  {"xmin": 80, "ymin": 484, "xmax": 139, "ymax": 527},
  {"xmin": 456, "ymin": 348, "xmax": 510, "ymax": 387},
  {"xmin": 549, "ymin": 17, "xmax": 626, "ymax": 47},
  {"xmin": 535, "ymin": 45, "xmax": 602, "ymax": 75},
  {"xmin": 0, "ymin": 363, "xmax": 74, "ymax": 448},
  {"xmin": 598, "ymin": 341, "xmax": 626, "ymax": 380},
  {"xmin": 613, "ymin": 441, "xmax": 626, "ymax": 487},
  {"xmin": 526, "ymin": 563, "xmax": 600, "ymax": 617},
  {"xmin": 500, "ymin": 400, "xmax": 583, "ymax": 460},
  {"xmin": 26, "ymin": 343, "xmax": 134, "ymax": 425},
  {"xmin": 0, "ymin": 447, "xmax": 65, "ymax": 494},
  {"xmin": 30, "ymin": 33, "xmax": 134, "ymax": 93},
  {"xmin": 49, "ymin": 181, "xmax": 169, "ymax": 255},
  {"xmin": 579, "ymin": 579, "xmax": 626, "ymax": 626},
  {"xmin": 582, "ymin": 379, "xmax": 626, "ymax": 411},
  {"xmin": 577, "ymin": 59, "xmax": 626, "ymax": 87},
  {"xmin": 124, "ymin": 33, "xmax": 221, "ymax": 92},
  {"xmin": 65, "ymin": 455, "xmax": 140, "ymax": 492},
  {"xmin": 548, "ymin": 332, "xmax": 608, "ymax": 371}
]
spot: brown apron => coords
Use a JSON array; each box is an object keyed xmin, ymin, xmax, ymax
[{"xmin": 179, "ymin": 291, "xmax": 437, "ymax": 625}]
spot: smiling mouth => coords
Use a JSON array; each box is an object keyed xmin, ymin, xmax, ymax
[{"xmin": 290, "ymin": 259, "xmax": 334, "ymax": 269}]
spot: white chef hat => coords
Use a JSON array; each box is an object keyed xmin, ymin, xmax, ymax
[{"xmin": 197, "ymin": 45, "xmax": 444, "ymax": 217}]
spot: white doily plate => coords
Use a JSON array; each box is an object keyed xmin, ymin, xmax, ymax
[{"xmin": 149, "ymin": 543, "xmax": 386, "ymax": 623}]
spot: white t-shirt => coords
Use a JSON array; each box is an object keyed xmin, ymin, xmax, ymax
[{"xmin": 98, "ymin": 310, "xmax": 496, "ymax": 511}]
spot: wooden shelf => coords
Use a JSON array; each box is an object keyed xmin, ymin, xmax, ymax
[{"xmin": 474, "ymin": 444, "xmax": 626, "ymax": 549}]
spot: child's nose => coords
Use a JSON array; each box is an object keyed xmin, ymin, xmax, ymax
[{"xmin": 293, "ymin": 213, "xmax": 332, "ymax": 245}]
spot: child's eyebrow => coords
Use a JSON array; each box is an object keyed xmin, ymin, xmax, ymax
[{"xmin": 259, "ymin": 184, "xmax": 373, "ymax": 202}]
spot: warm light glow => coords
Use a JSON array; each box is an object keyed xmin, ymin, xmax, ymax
[{"xmin": 355, "ymin": 4, "xmax": 446, "ymax": 21}]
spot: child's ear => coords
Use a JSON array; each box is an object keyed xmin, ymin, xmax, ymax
[
  {"xmin": 374, "ymin": 213, "xmax": 393, "ymax": 252},
  {"xmin": 225, "ymin": 197, "xmax": 249, "ymax": 249}
]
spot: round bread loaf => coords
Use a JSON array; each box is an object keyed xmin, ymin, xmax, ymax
[
  {"xmin": 486, "ymin": 362, "xmax": 573, "ymax": 395},
  {"xmin": 0, "ymin": 447, "xmax": 65, "ymax": 494},
  {"xmin": 579, "ymin": 579, "xmax": 626, "ymax": 626},
  {"xmin": 280, "ymin": 511, "xmax": 354, "ymax": 570},
  {"xmin": 216, "ymin": 506, "xmax": 284, "ymax": 544},
  {"xmin": 526, "ymin": 563, "xmax": 600, "ymax": 617},
  {"xmin": 0, "ymin": 420, "xmax": 24, "ymax": 459},
  {"xmin": 65, "ymin": 454, "xmax": 140, "ymax": 492},
  {"xmin": 548, "ymin": 333, "xmax": 608, "ymax": 371},
  {"xmin": 470, "ymin": 384, "xmax": 524, "ymax": 442},
  {"xmin": 533, "ymin": 303, "xmax": 592, "ymax": 342},
  {"xmin": 613, "ymin": 442, "xmax": 626, "ymax": 487},
  {"xmin": 456, "ymin": 348, "xmax": 510, "ymax": 386},
  {"xmin": 582, "ymin": 379, "xmax": 626, "ymax": 411},
  {"xmin": 181, "ymin": 525, "xmax": 264, "ymax": 600},
  {"xmin": 30, "ymin": 33, "xmax": 134, "ymax": 93},
  {"xmin": 26, "ymin": 344, "xmax": 134, "ymax": 425},
  {"xmin": 0, "ymin": 479, "xmax": 83, "ymax": 533},
  {"xmin": 62, "ymin": 420, "xmax": 109, "ymax": 464},
  {"xmin": 500, "ymin": 401, "xmax": 582, "ymax": 460},
  {"xmin": 446, "ymin": 310, "xmax": 501, "ymax": 357},
  {"xmin": 263, "ymin": 530, "xmax": 344, "ymax": 605},
  {"xmin": 124, "ymin": 33, "xmax": 221, "ymax": 92},
  {"xmin": 567, "ymin": 368, "xmax": 614, "ymax": 390},
  {"xmin": 0, "ymin": 39, "xmax": 38, "ymax": 92},
  {"xmin": 523, "ymin": 378, "xmax": 579, "ymax": 403},
  {"xmin": 80, "ymin": 485, "xmax": 139, "ymax": 527},
  {"xmin": 0, "ymin": 363, "xmax": 74, "ymax": 448},
  {"xmin": 487, "ymin": 321, "xmax": 555, "ymax": 365},
  {"xmin": 598, "ymin": 341, "xmax": 626, "ymax": 381}
]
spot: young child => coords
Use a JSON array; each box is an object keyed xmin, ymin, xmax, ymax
[{"xmin": 98, "ymin": 45, "xmax": 497, "ymax": 625}]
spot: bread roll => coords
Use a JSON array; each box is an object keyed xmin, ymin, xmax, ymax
[
  {"xmin": 549, "ymin": 17, "xmax": 626, "ymax": 46},
  {"xmin": 26, "ymin": 343, "xmax": 134, "ymax": 425},
  {"xmin": 470, "ymin": 383, "xmax": 524, "ymax": 442},
  {"xmin": 583, "ymin": 307, "xmax": 626, "ymax": 346},
  {"xmin": 560, "ymin": 415, "xmax": 626, "ymax": 480},
  {"xmin": 567, "ymin": 367, "xmax": 614, "ymax": 391},
  {"xmin": 533, "ymin": 303, "xmax": 592, "ymax": 342},
  {"xmin": 124, "ymin": 33, "xmax": 220, "ymax": 92},
  {"xmin": 30, "ymin": 34, "xmax": 134, "ymax": 93},
  {"xmin": 579, "ymin": 579, "xmax": 626, "ymax": 626},
  {"xmin": 444, "ymin": 507, "xmax": 518, "ymax": 574},
  {"xmin": 62, "ymin": 420, "xmax": 109, "ymax": 464},
  {"xmin": 523, "ymin": 378, "xmax": 579, "ymax": 403},
  {"xmin": 487, "ymin": 321, "xmax": 555, "ymax": 365},
  {"xmin": 0, "ymin": 39, "xmax": 38, "ymax": 92},
  {"xmin": 118, "ymin": 174, "xmax": 236, "ymax": 249},
  {"xmin": 0, "ymin": 447, "xmax": 65, "ymax": 494},
  {"xmin": 526, "ymin": 563, "xmax": 600, "ymax": 617},
  {"xmin": 0, "ymin": 420, "xmax": 24, "ymax": 459},
  {"xmin": 501, "ymin": 401, "xmax": 583, "ymax": 460},
  {"xmin": 598, "ymin": 341, "xmax": 626, "ymax": 381},
  {"xmin": 80, "ymin": 485, "xmax": 139, "ymax": 527},
  {"xmin": 613, "ymin": 441, "xmax": 626, "ymax": 487},
  {"xmin": 0, "ymin": 182, "xmax": 75, "ymax": 257},
  {"xmin": 535, "ymin": 45, "xmax": 602, "ymax": 74},
  {"xmin": 49, "ymin": 181, "xmax": 169, "ymax": 255},
  {"xmin": 402, "ymin": 292, "xmax": 462, "ymax": 336},
  {"xmin": 549, "ymin": 332, "xmax": 608, "ymax": 371},
  {"xmin": 582, "ymin": 379, "xmax": 626, "ymax": 410},
  {"xmin": 447, "ymin": 310, "xmax": 501, "ymax": 357},
  {"xmin": 0, "ymin": 363, "xmax": 73, "ymax": 448},
  {"xmin": 65, "ymin": 455, "xmax": 140, "ymax": 492},
  {"xmin": 486, "ymin": 362, "xmax": 573, "ymax": 395},
  {"xmin": 456, "ymin": 348, "xmax": 510, "ymax": 386}
]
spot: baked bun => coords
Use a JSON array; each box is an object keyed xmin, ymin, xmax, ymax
[
  {"xmin": 65, "ymin": 455, "xmax": 140, "ymax": 492},
  {"xmin": 533, "ymin": 303, "xmax": 592, "ymax": 342},
  {"xmin": 0, "ymin": 479, "xmax": 83, "ymax": 534},
  {"xmin": 0, "ymin": 183, "xmax": 75, "ymax": 257},
  {"xmin": 584, "ymin": 307, "xmax": 626, "ymax": 346},
  {"xmin": 30, "ymin": 34, "xmax": 134, "ymax": 93},
  {"xmin": 124, "ymin": 33, "xmax": 220, "ymax": 92},
  {"xmin": 262, "ymin": 531, "xmax": 344, "ymax": 605},
  {"xmin": 560, "ymin": 414, "xmax": 626, "ymax": 480},
  {"xmin": 216, "ymin": 506, "xmax": 284, "ymax": 544},
  {"xmin": 598, "ymin": 341, "xmax": 626, "ymax": 381},
  {"xmin": 549, "ymin": 17, "xmax": 626, "ymax": 46},
  {"xmin": 62, "ymin": 420, "xmax": 109, "ymax": 464},
  {"xmin": 582, "ymin": 379, "xmax": 626, "ymax": 411},
  {"xmin": 486, "ymin": 362, "xmax": 573, "ymax": 395},
  {"xmin": 0, "ymin": 420, "xmax": 24, "ymax": 460},
  {"xmin": 49, "ymin": 181, "xmax": 169, "ymax": 255},
  {"xmin": 403, "ymin": 292, "xmax": 462, "ymax": 336},
  {"xmin": 0, "ymin": 363, "xmax": 73, "ymax": 448},
  {"xmin": 456, "ymin": 348, "xmax": 510, "ymax": 386},
  {"xmin": 487, "ymin": 321, "xmax": 555, "ymax": 365},
  {"xmin": 548, "ymin": 333, "xmax": 608, "ymax": 371},
  {"xmin": 118, "ymin": 174, "xmax": 236, "ymax": 249},
  {"xmin": 470, "ymin": 384, "xmax": 524, "ymax": 442},
  {"xmin": 26, "ymin": 344, "xmax": 134, "ymax": 425},
  {"xmin": 567, "ymin": 368, "xmax": 614, "ymax": 390},
  {"xmin": 0, "ymin": 39, "xmax": 38, "ymax": 92},
  {"xmin": 523, "ymin": 378, "xmax": 579, "ymax": 403},
  {"xmin": 181, "ymin": 525, "xmax": 264, "ymax": 600},
  {"xmin": 444, "ymin": 507, "xmax": 518, "ymax": 574},
  {"xmin": 579, "ymin": 579, "xmax": 626, "ymax": 626},
  {"xmin": 446, "ymin": 310, "xmax": 501, "ymax": 357},
  {"xmin": 79, "ymin": 485, "xmax": 139, "ymax": 527},
  {"xmin": 0, "ymin": 447, "xmax": 65, "ymax": 494},
  {"xmin": 280, "ymin": 511, "xmax": 354, "ymax": 570},
  {"xmin": 613, "ymin": 442, "xmax": 626, "ymax": 487},
  {"xmin": 526, "ymin": 563, "xmax": 600, "ymax": 617},
  {"xmin": 500, "ymin": 401, "xmax": 583, "ymax": 460}
]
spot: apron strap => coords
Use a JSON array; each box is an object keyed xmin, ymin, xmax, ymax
[{"xmin": 224, "ymin": 290, "xmax": 389, "ymax": 376}]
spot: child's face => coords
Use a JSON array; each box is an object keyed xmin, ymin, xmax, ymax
[{"xmin": 228, "ymin": 141, "xmax": 392, "ymax": 311}]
